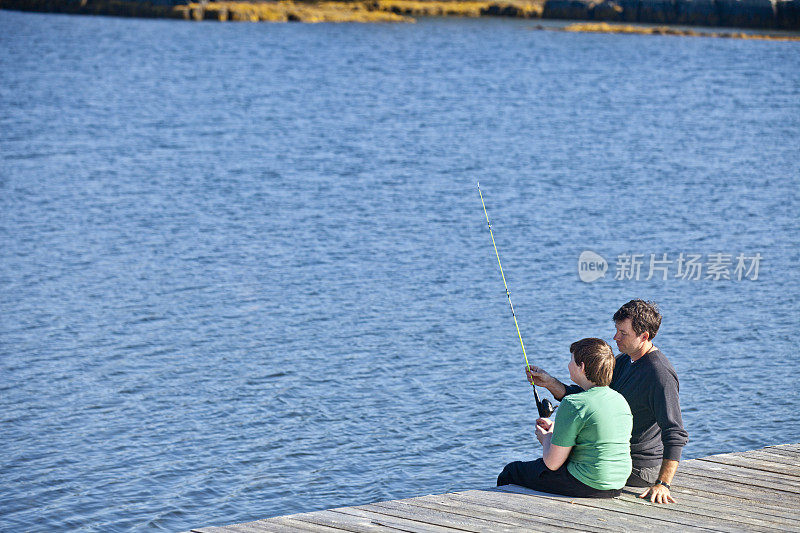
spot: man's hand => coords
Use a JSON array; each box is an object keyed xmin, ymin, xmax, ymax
[
  {"xmin": 639, "ymin": 483, "xmax": 676, "ymax": 504},
  {"xmin": 640, "ymin": 460, "xmax": 679, "ymax": 504}
]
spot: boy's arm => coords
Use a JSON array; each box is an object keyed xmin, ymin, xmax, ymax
[
  {"xmin": 542, "ymin": 440, "xmax": 572, "ymax": 471},
  {"xmin": 536, "ymin": 418, "xmax": 572, "ymax": 471}
]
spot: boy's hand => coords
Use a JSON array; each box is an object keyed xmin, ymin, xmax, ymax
[
  {"xmin": 526, "ymin": 365, "xmax": 556, "ymax": 388},
  {"xmin": 535, "ymin": 417, "xmax": 554, "ymax": 444}
]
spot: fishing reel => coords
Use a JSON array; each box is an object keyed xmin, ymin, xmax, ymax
[
  {"xmin": 537, "ymin": 397, "xmax": 556, "ymax": 418},
  {"xmin": 533, "ymin": 387, "xmax": 556, "ymax": 418}
]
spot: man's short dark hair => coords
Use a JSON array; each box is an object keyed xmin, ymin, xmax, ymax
[
  {"xmin": 613, "ymin": 299, "xmax": 661, "ymax": 341},
  {"xmin": 570, "ymin": 338, "xmax": 615, "ymax": 387}
]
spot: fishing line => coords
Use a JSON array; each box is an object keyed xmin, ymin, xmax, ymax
[{"xmin": 477, "ymin": 182, "xmax": 555, "ymax": 418}]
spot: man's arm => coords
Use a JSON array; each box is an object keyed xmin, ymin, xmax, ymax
[
  {"xmin": 640, "ymin": 366, "xmax": 688, "ymax": 504},
  {"xmin": 639, "ymin": 459, "xmax": 679, "ymax": 503}
]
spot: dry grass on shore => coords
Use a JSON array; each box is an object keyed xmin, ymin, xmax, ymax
[
  {"xmin": 176, "ymin": 0, "xmax": 544, "ymax": 22},
  {"xmin": 176, "ymin": 1, "xmax": 407, "ymax": 22},
  {"xmin": 0, "ymin": 0, "xmax": 544, "ymax": 22},
  {"xmin": 372, "ymin": 0, "xmax": 543, "ymax": 18}
]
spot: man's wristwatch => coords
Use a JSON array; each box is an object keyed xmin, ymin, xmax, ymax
[{"xmin": 654, "ymin": 480, "xmax": 671, "ymax": 489}]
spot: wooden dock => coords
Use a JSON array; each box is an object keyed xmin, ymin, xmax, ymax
[{"xmin": 191, "ymin": 443, "xmax": 800, "ymax": 532}]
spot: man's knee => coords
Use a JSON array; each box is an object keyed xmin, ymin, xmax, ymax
[{"xmin": 627, "ymin": 465, "xmax": 659, "ymax": 487}]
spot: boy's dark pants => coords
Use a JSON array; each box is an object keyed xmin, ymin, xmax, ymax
[{"xmin": 497, "ymin": 459, "xmax": 622, "ymax": 498}]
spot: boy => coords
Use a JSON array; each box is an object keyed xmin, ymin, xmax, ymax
[{"xmin": 497, "ymin": 338, "xmax": 632, "ymax": 498}]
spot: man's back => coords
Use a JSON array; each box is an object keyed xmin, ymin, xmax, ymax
[{"xmin": 611, "ymin": 349, "xmax": 688, "ymax": 468}]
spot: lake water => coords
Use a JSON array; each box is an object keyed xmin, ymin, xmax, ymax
[{"xmin": 1, "ymin": 9, "xmax": 799, "ymax": 532}]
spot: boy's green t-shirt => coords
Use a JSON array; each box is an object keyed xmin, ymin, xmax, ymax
[{"xmin": 550, "ymin": 386, "xmax": 633, "ymax": 490}]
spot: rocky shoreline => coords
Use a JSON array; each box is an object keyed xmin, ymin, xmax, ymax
[
  {"xmin": 543, "ymin": 20, "xmax": 800, "ymax": 38},
  {"xmin": 544, "ymin": 0, "xmax": 798, "ymax": 29},
  {"xmin": 1, "ymin": 0, "xmax": 798, "ymax": 30}
]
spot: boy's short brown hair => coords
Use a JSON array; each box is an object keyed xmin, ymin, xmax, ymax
[{"xmin": 570, "ymin": 338, "xmax": 615, "ymax": 386}]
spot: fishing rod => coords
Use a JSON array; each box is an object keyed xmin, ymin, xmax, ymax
[{"xmin": 477, "ymin": 182, "xmax": 555, "ymax": 419}]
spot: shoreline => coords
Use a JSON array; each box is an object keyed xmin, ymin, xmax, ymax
[
  {"xmin": 1, "ymin": 0, "xmax": 799, "ymax": 32},
  {"xmin": 540, "ymin": 20, "xmax": 800, "ymax": 39},
  {"xmin": 0, "ymin": 0, "xmax": 545, "ymax": 23}
]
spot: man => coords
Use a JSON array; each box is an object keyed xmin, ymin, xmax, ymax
[{"xmin": 528, "ymin": 300, "xmax": 688, "ymax": 504}]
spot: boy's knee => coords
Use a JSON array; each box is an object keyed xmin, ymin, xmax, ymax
[{"xmin": 497, "ymin": 461, "xmax": 521, "ymax": 486}]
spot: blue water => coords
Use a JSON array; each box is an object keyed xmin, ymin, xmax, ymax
[{"xmin": 1, "ymin": 9, "xmax": 799, "ymax": 531}]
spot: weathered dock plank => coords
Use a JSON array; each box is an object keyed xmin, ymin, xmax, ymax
[
  {"xmin": 191, "ymin": 444, "xmax": 800, "ymax": 533},
  {"xmin": 680, "ymin": 460, "xmax": 800, "ymax": 494},
  {"xmin": 498, "ymin": 484, "xmax": 787, "ymax": 532},
  {"xmin": 449, "ymin": 488, "xmax": 660, "ymax": 531},
  {"xmin": 698, "ymin": 454, "xmax": 800, "ymax": 477},
  {"xmin": 292, "ymin": 506, "xmax": 460, "ymax": 533},
  {"xmin": 668, "ymin": 467, "xmax": 800, "ymax": 507},
  {"xmin": 725, "ymin": 450, "xmax": 800, "ymax": 469},
  {"xmin": 366, "ymin": 500, "xmax": 540, "ymax": 532},
  {"xmin": 759, "ymin": 444, "xmax": 800, "ymax": 457},
  {"xmin": 396, "ymin": 493, "xmax": 591, "ymax": 532},
  {"xmin": 680, "ymin": 465, "xmax": 800, "ymax": 498}
]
